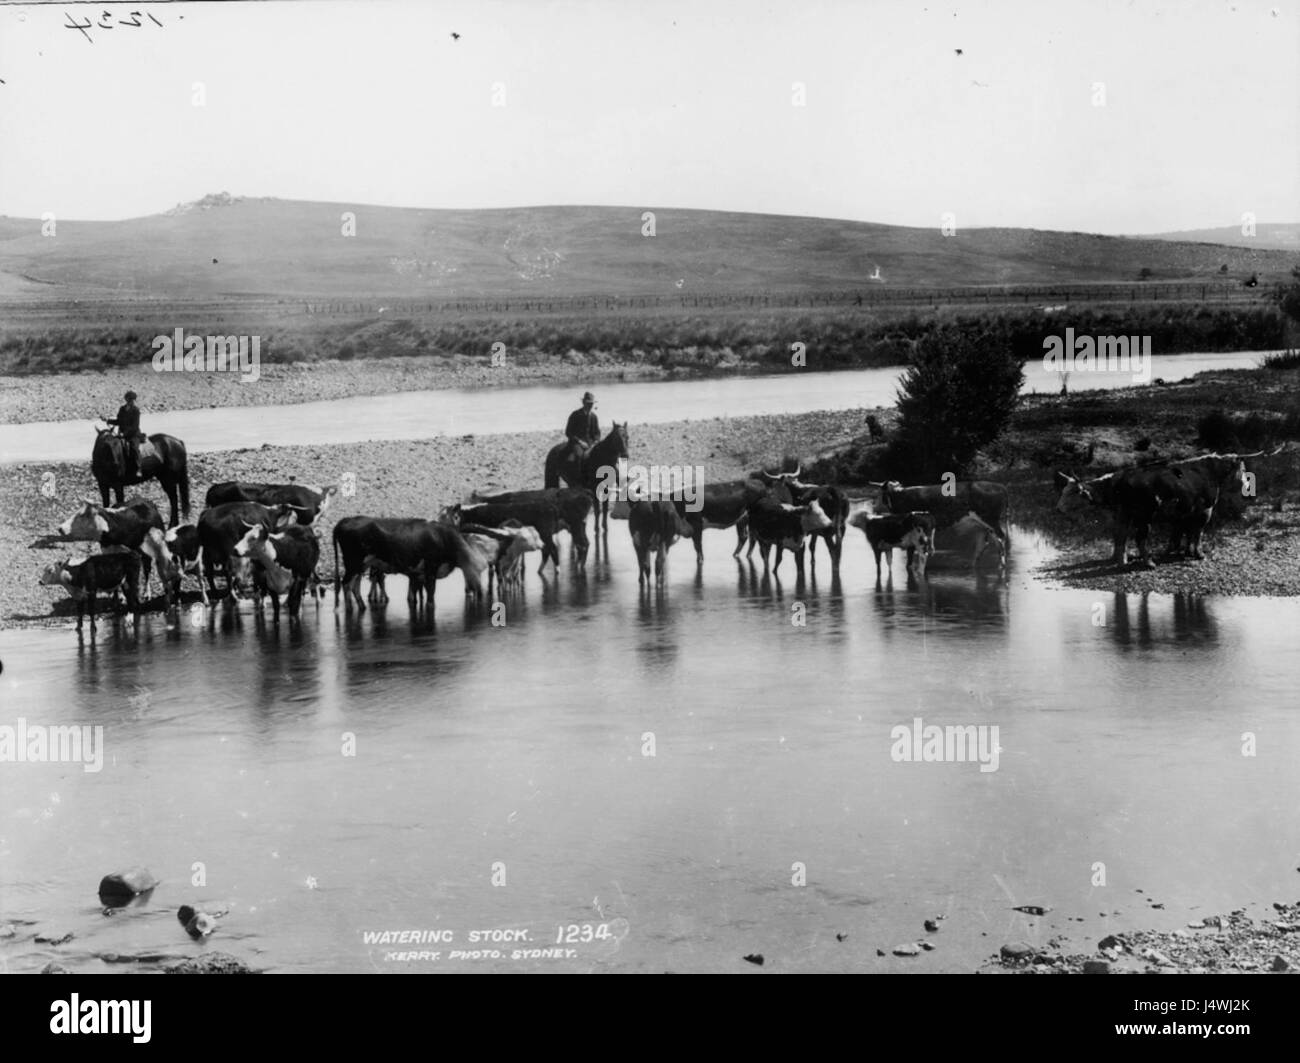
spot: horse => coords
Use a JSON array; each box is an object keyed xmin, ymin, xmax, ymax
[
  {"xmin": 92, "ymin": 427, "xmax": 191, "ymax": 528},
  {"xmin": 543, "ymin": 422, "xmax": 629, "ymax": 532}
]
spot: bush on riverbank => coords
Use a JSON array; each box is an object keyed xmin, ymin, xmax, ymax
[{"xmin": 886, "ymin": 326, "xmax": 1026, "ymax": 480}]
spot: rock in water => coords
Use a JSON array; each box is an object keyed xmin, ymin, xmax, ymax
[
  {"xmin": 164, "ymin": 952, "xmax": 254, "ymax": 975},
  {"xmin": 1000, "ymin": 942, "xmax": 1035, "ymax": 963},
  {"xmin": 177, "ymin": 905, "xmax": 218, "ymax": 940},
  {"xmin": 98, "ymin": 868, "xmax": 159, "ymax": 903},
  {"xmin": 40, "ymin": 962, "xmax": 70, "ymax": 974},
  {"xmin": 892, "ymin": 944, "xmax": 921, "ymax": 957},
  {"xmin": 34, "ymin": 932, "xmax": 74, "ymax": 945}
]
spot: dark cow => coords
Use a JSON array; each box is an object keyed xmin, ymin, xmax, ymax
[
  {"xmin": 233, "ymin": 522, "xmax": 322, "ymax": 620},
  {"xmin": 744, "ymin": 496, "xmax": 834, "ymax": 575},
  {"xmin": 40, "ymin": 553, "xmax": 141, "ymax": 630},
  {"xmin": 848, "ymin": 510, "xmax": 936, "ymax": 580},
  {"xmin": 1055, "ymin": 453, "xmax": 1249, "ymax": 567},
  {"xmin": 332, "ymin": 517, "xmax": 487, "ymax": 612},
  {"xmin": 672, "ymin": 477, "xmax": 768, "ymax": 564},
  {"xmin": 628, "ymin": 500, "xmax": 692, "ymax": 585},
  {"xmin": 756, "ymin": 470, "xmax": 850, "ymax": 567},
  {"xmin": 57, "ymin": 497, "xmax": 169, "ymax": 603},
  {"xmin": 870, "ymin": 478, "xmax": 1009, "ymax": 566},
  {"xmin": 197, "ymin": 501, "xmax": 298, "ymax": 601},
  {"xmin": 440, "ymin": 499, "xmax": 563, "ymax": 574},
  {"xmin": 470, "ymin": 488, "xmax": 592, "ymax": 566},
  {"xmin": 204, "ymin": 481, "xmax": 337, "ymax": 525}
]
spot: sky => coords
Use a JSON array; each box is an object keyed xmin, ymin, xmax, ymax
[{"xmin": 0, "ymin": 0, "xmax": 1296, "ymax": 232}]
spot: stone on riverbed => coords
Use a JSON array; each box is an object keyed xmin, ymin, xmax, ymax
[
  {"xmin": 1000, "ymin": 942, "xmax": 1036, "ymax": 963},
  {"xmin": 98, "ymin": 867, "xmax": 158, "ymax": 898},
  {"xmin": 98, "ymin": 867, "xmax": 158, "ymax": 904},
  {"xmin": 164, "ymin": 952, "xmax": 255, "ymax": 975}
]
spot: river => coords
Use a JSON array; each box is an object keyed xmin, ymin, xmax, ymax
[
  {"xmin": 0, "ymin": 350, "xmax": 1273, "ymax": 464},
  {"xmin": 2, "ymin": 527, "xmax": 1297, "ymax": 973}
]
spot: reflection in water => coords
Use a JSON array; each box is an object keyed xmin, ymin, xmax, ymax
[
  {"xmin": 1108, "ymin": 592, "xmax": 1218, "ymax": 650},
  {"xmin": 3, "ymin": 515, "xmax": 1296, "ymax": 976},
  {"xmin": 921, "ymin": 574, "xmax": 1011, "ymax": 623}
]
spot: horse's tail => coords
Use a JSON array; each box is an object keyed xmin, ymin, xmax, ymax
[
  {"xmin": 544, "ymin": 446, "xmax": 560, "ymax": 490},
  {"xmin": 177, "ymin": 462, "xmax": 191, "ymax": 520}
]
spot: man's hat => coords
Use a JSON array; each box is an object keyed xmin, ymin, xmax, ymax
[
  {"xmin": 124, "ymin": 391, "xmax": 137, "ymax": 401},
  {"xmin": 582, "ymin": 392, "xmax": 595, "ymax": 403}
]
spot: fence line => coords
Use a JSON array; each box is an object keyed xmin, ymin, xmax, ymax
[{"xmin": 294, "ymin": 282, "xmax": 1280, "ymax": 317}]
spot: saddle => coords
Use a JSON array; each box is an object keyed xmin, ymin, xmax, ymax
[{"xmin": 136, "ymin": 439, "xmax": 157, "ymax": 464}]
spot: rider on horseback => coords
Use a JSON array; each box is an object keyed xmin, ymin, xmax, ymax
[
  {"xmin": 107, "ymin": 390, "xmax": 145, "ymax": 481},
  {"xmin": 563, "ymin": 391, "xmax": 600, "ymax": 467}
]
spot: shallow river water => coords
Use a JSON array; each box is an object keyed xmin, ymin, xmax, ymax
[{"xmin": 2, "ymin": 526, "xmax": 1297, "ymax": 973}]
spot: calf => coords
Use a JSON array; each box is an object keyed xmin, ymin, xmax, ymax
[
  {"xmin": 441, "ymin": 500, "xmax": 563, "ymax": 573},
  {"xmin": 197, "ymin": 501, "xmax": 298, "ymax": 601},
  {"xmin": 57, "ymin": 497, "xmax": 167, "ymax": 602},
  {"xmin": 333, "ymin": 517, "xmax": 487, "ymax": 612},
  {"xmin": 628, "ymin": 500, "xmax": 692, "ymax": 585},
  {"xmin": 39, "ymin": 553, "xmax": 141, "ymax": 630},
  {"xmin": 362, "ymin": 554, "xmax": 428, "ymax": 606},
  {"xmin": 848, "ymin": 510, "xmax": 935, "ymax": 580},
  {"xmin": 204, "ymin": 481, "xmax": 337, "ymax": 526},
  {"xmin": 471, "ymin": 488, "xmax": 593, "ymax": 565},
  {"xmin": 233, "ymin": 523, "xmax": 321, "ymax": 621},
  {"xmin": 744, "ymin": 497, "xmax": 833, "ymax": 575},
  {"xmin": 161, "ymin": 524, "xmax": 202, "ymax": 601}
]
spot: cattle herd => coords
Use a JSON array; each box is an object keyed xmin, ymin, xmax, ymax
[{"xmin": 36, "ymin": 437, "xmax": 1268, "ymax": 632}]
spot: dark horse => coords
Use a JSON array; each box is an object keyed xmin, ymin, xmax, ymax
[
  {"xmin": 92, "ymin": 427, "xmax": 191, "ymax": 528},
  {"xmin": 544, "ymin": 422, "xmax": 629, "ymax": 531}
]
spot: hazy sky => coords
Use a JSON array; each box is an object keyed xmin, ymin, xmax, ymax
[{"xmin": 0, "ymin": 0, "xmax": 1296, "ymax": 232}]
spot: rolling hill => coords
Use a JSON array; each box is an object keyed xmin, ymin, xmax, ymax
[
  {"xmin": 0, "ymin": 195, "xmax": 1295, "ymax": 301},
  {"xmin": 1139, "ymin": 223, "xmax": 1300, "ymax": 251}
]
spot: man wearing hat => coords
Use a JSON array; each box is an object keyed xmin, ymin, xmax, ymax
[
  {"xmin": 563, "ymin": 391, "xmax": 601, "ymax": 465},
  {"xmin": 107, "ymin": 390, "xmax": 145, "ymax": 481}
]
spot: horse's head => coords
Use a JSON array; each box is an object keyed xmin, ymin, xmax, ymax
[
  {"xmin": 92, "ymin": 427, "xmax": 126, "ymax": 478},
  {"xmin": 609, "ymin": 422, "xmax": 629, "ymax": 458}
]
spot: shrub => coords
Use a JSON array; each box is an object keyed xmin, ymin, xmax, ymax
[{"xmin": 885, "ymin": 325, "xmax": 1025, "ymax": 481}]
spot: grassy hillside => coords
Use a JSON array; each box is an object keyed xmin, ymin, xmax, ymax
[
  {"xmin": 1, "ymin": 195, "xmax": 1295, "ymax": 301},
  {"xmin": 1140, "ymin": 223, "xmax": 1300, "ymax": 251}
]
